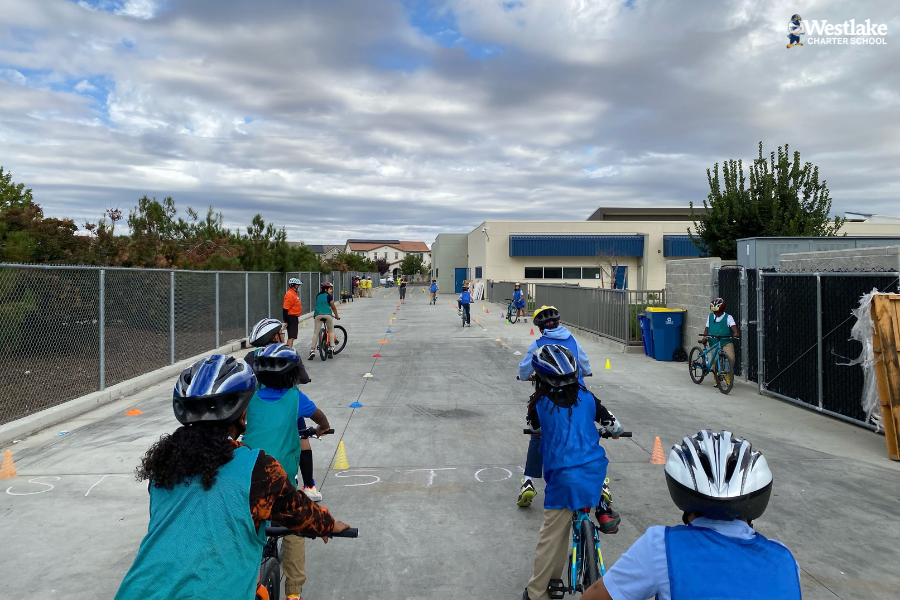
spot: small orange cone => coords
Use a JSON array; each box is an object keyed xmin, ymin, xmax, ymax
[
  {"xmin": 529, "ymin": 328, "xmax": 534, "ymax": 335},
  {"xmin": 126, "ymin": 409, "xmax": 142, "ymax": 416},
  {"xmin": 650, "ymin": 437, "xmax": 666, "ymax": 464},
  {"xmin": 380, "ymin": 340, "xmax": 388, "ymax": 344},
  {"xmin": 0, "ymin": 450, "xmax": 17, "ymax": 479},
  {"xmin": 485, "ymin": 308, "xmax": 489, "ymax": 314},
  {"xmin": 373, "ymin": 353, "xmax": 382, "ymax": 357}
]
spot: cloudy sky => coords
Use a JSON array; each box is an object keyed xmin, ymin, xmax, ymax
[{"xmin": 1, "ymin": 0, "xmax": 897, "ymax": 244}]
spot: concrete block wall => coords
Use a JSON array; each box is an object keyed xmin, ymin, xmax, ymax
[
  {"xmin": 666, "ymin": 257, "xmax": 723, "ymax": 350},
  {"xmin": 780, "ymin": 245, "xmax": 900, "ymax": 273}
]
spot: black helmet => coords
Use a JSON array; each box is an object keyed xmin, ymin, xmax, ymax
[
  {"xmin": 532, "ymin": 305, "xmax": 560, "ymax": 329},
  {"xmin": 173, "ymin": 355, "xmax": 257, "ymax": 425},
  {"xmin": 665, "ymin": 430, "xmax": 773, "ymax": 521}
]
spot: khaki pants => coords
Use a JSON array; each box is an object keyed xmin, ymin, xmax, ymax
[
  {"xmin": 713, "ymin": 342, "xmax": 736, "ymax": 373},
  {"xmin": 527, "ymin": 508, "xmax": 573, "ymax": 600},
  {"xmin": 311, "ymin": 314, "xmax": 334, "ymax": 349},
  {"xmin": 282, "ymin": 534, "xmax": 306, "ymax": 596}
]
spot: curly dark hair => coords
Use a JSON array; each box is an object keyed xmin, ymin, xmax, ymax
[
  {"xmin": 527, "ymin": 378, "xmax": 582, "ymax": 419},
  {"xmin": 255, "ymin": 365, "xmax": 300, "ymax": 389},
  {"xmin": 135, "ymin": 424, "xmax": 235, "ymax": 491}
]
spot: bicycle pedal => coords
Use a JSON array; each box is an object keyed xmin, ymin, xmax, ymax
[{"xmin": 547, "ymin": 579, "xmax": 566, "ymax": 600}]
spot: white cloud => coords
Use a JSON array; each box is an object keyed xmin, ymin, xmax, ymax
[
  {"xmin": 74, "ymin": 79, "xmax": 98, "ymax": 93},
  {"xmin": 115, "ymin": 0, "xmax": 157, "ymax": 20}
]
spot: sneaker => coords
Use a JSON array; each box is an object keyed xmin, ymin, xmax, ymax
[
  {"xmin": 327, "ymin": 346, "xmax": 334, "ymax": 359},
  {"xmin": 517, "ymin": 478, "xmax": 536, "ymax": 507},
  {"xmin": 308, "ymin": 350, "xmax": 315, "ymax": 361},
  {"xmin": 596, "ymin": 479, "xmax": 620, "ymax": 534},
  {"xmin": 302, "ymin": 485, "xmax": 323, "ymax": 502}
]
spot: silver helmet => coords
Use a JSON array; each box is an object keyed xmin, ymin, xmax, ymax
[
  {"xmin": 288, "ymin": 277, "xmax": 301, "ymax": 286},
  {"xmin": 248, "ymin": 318, "xmax": 282, "ymax": 347},
  {"xmin": 665, "ymin": 430, "xmax": 773, "ymax": 521}
]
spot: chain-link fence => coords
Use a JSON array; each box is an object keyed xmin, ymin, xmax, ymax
[
  {"xmin": 759, "ymin": 272, "xmax": 900, "ymax": 427},
  {"xmin": 0, "ymin": 264, "xmax": 325, "ymax": 426}
]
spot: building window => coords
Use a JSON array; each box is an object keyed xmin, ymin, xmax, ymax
[
  {"xmin": 524, "ymin": 267, "xmax": 543, "ymax": 278},
  {"xmin": 436, "ymin": 268, "xmax": 439, "ymax": 277},
  {"xmin": 395, "ymin": 252, "xmax": 399, "ymax": 259},
  {"xmin": 563, "ymin": 267, "xmax": 581, "ymax": 279},
  {"xmin": 475, "ymin": 267, "xmax": 483, "ymax": 278},
  {"xmin": 544, "ymin": 267, "xmax": 563, "ymax": 279},
  {"xmin": 582, "ymin": 267, "xmax": 601, "ymax": 279}
]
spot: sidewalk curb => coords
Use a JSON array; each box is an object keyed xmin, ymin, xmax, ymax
[{"xmin": 0, "ymin": 338, "xmax": 250, "ymax": 447}]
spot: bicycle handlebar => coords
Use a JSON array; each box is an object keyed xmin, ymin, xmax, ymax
[
  {"xmin": 265, "ymin": 526, "xmax": 358, "ymax": 539},
  {"xmin": 523, "ymin": 428, "xmax": 632, "ymax": 438},
  {"xmin": 298, "ymin": 427, "xmax": 334, "ymax": 439}
]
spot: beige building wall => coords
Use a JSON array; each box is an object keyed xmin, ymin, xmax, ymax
[{"xmin": 469, "ymin": 220, "xmax": 700, "ymax": 290}]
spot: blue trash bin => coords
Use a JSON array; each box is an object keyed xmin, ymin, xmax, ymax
[
  {"xmin": 638, "ymin": 314, "xmax": 654, "ymax": 357},
  {"xmin": 647, "ymin": 309, "xmax": 685, "ymax": 362}
]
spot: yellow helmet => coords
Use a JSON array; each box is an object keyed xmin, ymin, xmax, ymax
[{"xmin": 532, "ymin": 305, "xmax": 560, "ymax": 329}]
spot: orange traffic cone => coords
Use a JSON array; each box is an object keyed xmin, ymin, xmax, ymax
[
  {"xmin": 126, "ymin": 409, "xmax": 142, "ymax": 416},
  {"xmin": 529, "ymin": 328, "xmax": 534, "ymax": 335},
  {"xmin": 0, "ymin": 449, "xmax": 17, "ymax": 479},
  {"xmin": 650, "ymin": 437, "xmax": 666, "ymax": 464},
  {"xmin": 485, "ymin": 308, "xmax": 489, "ymax": 314}
]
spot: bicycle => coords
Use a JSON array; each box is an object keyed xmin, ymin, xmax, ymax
[
  {"xmin": 258, "ymin": 524, "xmax": 358, "ymax": 600},
  {"xmin": 430, "ymin": 291, "xmax": 438, "ymax": 305},
  {"xmin": 522, "ymin": 428, "xmax": 631, "ymax": 597},
  {"xmin": 688, "ymin": 334, "xmax": 735, "ymax": 394},
  {"xmin": 458, "ymin": 303, "xmax": 471, "ymax": 327},
  {"xmin": 315, "ymin": 316, "xmax": 347, "ymax": 361},
  {"xmin": 505, "ymin": 298, "xmax": 519, "ymax": 323}
]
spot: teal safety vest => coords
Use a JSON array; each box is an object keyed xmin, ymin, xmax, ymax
[
  {"xmin": 707, "ymin": 312, "xmax": 735, "ymax": 345},
  {"xmin": 115, "ymin": 446, "xmax": 266, "ymax": 600},
  {"xmin": 242, "ymin": 387, "xmax": 302, "ymax": 483},
  {"xmin": 314, "ymin": 292, "xmax": 332, "ymax": 316}
]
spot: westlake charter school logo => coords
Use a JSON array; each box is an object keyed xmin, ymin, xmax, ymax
[{"xmin": 787, "ymin": 14, "xmax": 888, "ymax": 48}]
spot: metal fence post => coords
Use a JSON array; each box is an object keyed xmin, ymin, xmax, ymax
[
  {"xmin": 740, "ymin": 267, "xmax": 748, "ymax": 381},
  {"xmin": 99, "ymin": 269, "xmax": 106, "ymax": 391},
  {"xmin": 267, "ymin": 273, "xmax": 271, "ymax": 318},
  {"xmin": 816, "ymin": 274, "xmax": 824, "ymax": 410},
  {"xmin": 757, "ymin": 273, "xmax": 765, "ymax": 394},
  {"xmin": 170, "ymin": 270, "xmax": 175, "ymax": 365},
  {"xmin": 245, "ymin": 272, "xmax": 249, "ymax": 337},
  {"xmin": 215, "ymin": 272, "xmax": 220, "ymax": 348}
]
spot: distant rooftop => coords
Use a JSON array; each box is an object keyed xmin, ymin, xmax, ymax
[
  {"xmin": 346, "ymin": 239, "xmax": 400, "ymax": 244},
  {"xmin": 587, "ymin": 206, "xmax": 708, "ymax": 222},
  {"xmin": 844, "ymin": 212, "xmax": 900, "ymax": 223}
]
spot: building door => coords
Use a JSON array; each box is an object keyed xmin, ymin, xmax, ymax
[
  {"xmin": 454, "ymin": 268, "xmax": 467, "ymax": 293},
  {"xmin": 613, "ymin": 266, "xmax": 628, "ymax": 290}
]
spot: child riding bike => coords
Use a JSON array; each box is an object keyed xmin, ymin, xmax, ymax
[
  {"xmin": 308, "ymin": 282, "xmax": 340, "ymax": 361},
  {"xmin": 429, "ymin": 280, "xmax": 438, "ymax": 305},
  {"xmin": 582, "ymin": 430, "xmax": 800, "ymax": 600},
  {"xmin": 701, "ymin": 297, "xmax": 739, "ymax": 386},
  {"xmin": 242, "ymin": 343, "xmax": 332, "ymax": 599},
  {"xmin": 522, "ymin": 345, "xmax": 624, "ymax": 600},
  {"xmin": 246, "ymin": 318, "xmax": 311, "ymax": 384},
  {"xmin": 115, "ymin": 354, "xmax": 350, "ymax": 600},
  {"xmin": 458, "ymin": 284, "xmax": 472, "ymax": 326}
]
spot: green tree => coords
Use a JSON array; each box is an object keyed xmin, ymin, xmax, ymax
[
  {"xmin": 0, "ymin": 167, "xmax": 36, "ymax": 213},
  {"xmin": 400, "ymin": 253, "xmax": 427, "ymax": 276},
  {"xmin": 326, "ymin": 252, "xmax": 375, "ymax": 273},
  {"xmin": 691, "ymin": 142, "xmax": 845, "ymax": 259}
]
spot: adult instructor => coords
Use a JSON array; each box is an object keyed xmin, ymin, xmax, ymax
[{"xmin": 283, "ymin": 277, "xmax": 303, "ymax": 348}]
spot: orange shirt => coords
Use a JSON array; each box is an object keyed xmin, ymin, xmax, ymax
[{"xmin": 283, "ymin": 288, "xmax": 302, "ymax": 316}]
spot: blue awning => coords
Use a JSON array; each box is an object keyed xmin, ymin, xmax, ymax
[
  {"xmin": 663, "ymin": 235, "xmax": 705, "ymax": 257},
  {"xmin": 509, "ymin": 235, "xmax": 644, "ymax": 257}
]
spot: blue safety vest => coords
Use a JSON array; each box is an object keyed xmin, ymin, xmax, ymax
[
  {"xmin": 665, "ymin": 525, "xmax": 801, "ymax": 600},
  {"xmin": 430, "ymin": 284, "xmax": 437, "ymax": 293},
  {"xmin": 536, "ymin": 388, "xmax": 607, "ymax": 511},
  {"xmin": 536, "ymin": 334, "xmax": 585, "ymax": 385},
  {"xmin": 116, "ymin": 446, "xmax": 266, "ymax": 600}
]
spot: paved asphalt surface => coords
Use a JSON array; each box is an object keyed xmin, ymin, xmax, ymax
[{"xmin": 3, "ymin": 286, "xmax": 900, "ymax": 599}]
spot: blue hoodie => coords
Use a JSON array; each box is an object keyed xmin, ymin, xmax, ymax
[{"xmin": 518, "ymin": 325, "xmax": 592, "ymax": 381}]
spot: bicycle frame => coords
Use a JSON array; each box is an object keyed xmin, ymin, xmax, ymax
[
  {"xmin": 570, "ymin": 510, "xmax": 604, "ymax": 591},
  {"xmin": 696, "ymin": 341, "xmax": 728, "ymax": 373}
]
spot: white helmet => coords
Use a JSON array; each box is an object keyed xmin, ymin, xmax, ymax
[
  {"xmin": 249, "ymin": 318, "xmax": 282, "ymax": 347},
  {"xmin": 665, "ymin": 430, "xmax": 773, "ymax": 521},
  {"xmin": 289, "ymin": 277, "xmax": 301, "ymax": 286}
]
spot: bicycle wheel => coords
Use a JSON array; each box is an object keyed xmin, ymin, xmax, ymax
[
  {"xmin": 688, "ymin": 347, "xmax": 706, "ymax": 384},
  {"xmin": 580, "ymin": 519, "xmax": 601, "ymax": 591},
  {"xmin": 717, "ymin": 352, "xmax": 734, "ymax": 395},
  {"xmin": 509, "ymin": 305, "xmax": 519, "ymax": 323},
  {"xmin": 318, "ymin": 325, "xmax": 327, "ymax": 361},
  {"xmin": 332, "ymin": 325, "xmax": 348, "ymax": 355},
  {"xmin": 259, "ymin": 557, "xmax": 282, "ymax": 600}
]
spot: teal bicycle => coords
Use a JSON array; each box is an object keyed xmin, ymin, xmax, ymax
[{"xmin": 688, "ymin": 334, "xmax": 735, "ymax": 394}]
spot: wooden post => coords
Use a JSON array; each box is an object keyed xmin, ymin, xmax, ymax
[{"xmin": 872, "ymin": 294, "xmax": 900, "ymax": 461}]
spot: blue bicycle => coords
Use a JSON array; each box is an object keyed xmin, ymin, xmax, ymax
[
  {"xmin": 688, "ymin": 334, "xmax": 735, "ymax": 394},
  {"xmin": 523, "ymin": 429, "xmax": 632, "ymax": 597}
]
